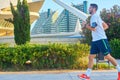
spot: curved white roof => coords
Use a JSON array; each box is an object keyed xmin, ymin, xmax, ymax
[{"xmin": 0, "ymin": 0, "xmax": 43, "ymax": 9}]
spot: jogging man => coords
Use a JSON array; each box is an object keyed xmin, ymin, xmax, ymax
[{"xmin": 78, "ymin": 4, "xmax": 120, "ymax": 80}]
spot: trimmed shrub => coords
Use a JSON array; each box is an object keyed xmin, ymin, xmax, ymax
[
  {"xmin": 0, "ymin": 43, "xmax": 90, "ymax": 71},
  {"xmin": 110, "ymin": 38, "xmax": 120, "ymax": 59},
  {"xmin": 93, "ymin": 63, "xmax": 115, "ymax": 70},
  {"xmin": 0, "ymin": 43, "xmax": 9, "ymax": 47}
]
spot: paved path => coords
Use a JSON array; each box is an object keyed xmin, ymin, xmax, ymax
[
  {"xmin": 0, "ymin": 70, "xmax": 118, "ymax": 80},
  {"xmin": 0, "ymin": 59, "xmax": 119, "ymax": 80}
]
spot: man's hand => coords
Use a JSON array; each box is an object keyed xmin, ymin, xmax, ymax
[
  {"xmin": 81, "ymin": 21, "xmax": 87, "ymax": 30},
  {"xmin": 82, "ymin": 21, "xmax": 87, "ymax": 27}
]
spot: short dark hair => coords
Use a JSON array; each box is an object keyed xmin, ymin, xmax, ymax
[{"xmin": 90, "ymin": 4, "xmax": 98, "ymax": 11}]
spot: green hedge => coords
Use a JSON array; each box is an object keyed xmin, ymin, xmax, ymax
[
  {"xmin": 0, "ymin": 43, "xmax": 90, "ymax": 71},
  {"xmin": 110, "ymin": 39, "xmax": 120, "ymax": 59}
]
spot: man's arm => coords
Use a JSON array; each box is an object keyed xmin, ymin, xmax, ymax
[
  {"xmin": 102, "ymin": 21, "xmax": 109, "ymax": 30},
  {"xmin": 82, "ymin": 22, "xmax": 96, "ymax": 31},
  {"xmin": 86, "ymin": 24, "xmax": 96, "ymax": 31}
]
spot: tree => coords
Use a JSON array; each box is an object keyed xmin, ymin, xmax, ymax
[
  {"xmin": 100, "ymin": 5, "xmax": 120, "ymax": 40},
  {"xmin": 8, "ymin": 0, "xmax": 30, "ymax": 45}
]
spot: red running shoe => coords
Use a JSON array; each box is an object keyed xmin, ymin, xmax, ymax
[
  {"xmin": 118, "ymin": 72, "xmax": 120, "ymax": 80},
  {"xmin": 78, "ymin": 74, "xmax": 90, "ymax": 80}
]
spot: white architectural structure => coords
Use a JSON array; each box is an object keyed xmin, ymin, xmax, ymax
[
  {"xmin": 31, "ymin": 1, "xmax": 88, "ymax": 34},
  {"xmin": 53, "ymin": 0, "xmax": 89, "ymax": 22}
]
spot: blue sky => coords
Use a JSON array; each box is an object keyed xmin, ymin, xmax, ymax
[{"xmin": 40, "ymin": 0, "xmax": 120, "ymax": 14}]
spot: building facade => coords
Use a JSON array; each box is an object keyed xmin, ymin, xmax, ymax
[
  {"xmin": 56, "ymin": 1, "xmax": 88, "ymax": 33},
  {"xmin": 31, "ymin": 9, "xmax": 58, "ymax": 34},
  {"xmin": 31, "ymin": 1, "xmax": 88, "ymax": 34}
]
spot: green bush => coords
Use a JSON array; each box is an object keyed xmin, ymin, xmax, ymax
[
  {"xmin": 0, "ymin": 43, "xmax": 9, "ymax": 47},
  {"xmin": 0, "ymin": 43, "xmax": 90, "ymax": 71},
  {"xmin": 110, "ymin": 39, "xmax": 120, "ymax": 59},
  {"xmin": 93, "ymin": 63, "xmax": 115, "ymax": 70}
]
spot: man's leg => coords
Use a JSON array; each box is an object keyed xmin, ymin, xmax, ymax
[
  {"xmin": 98, "ymin": 39, "xmax": 120, "ymax": 80},
  {"xmin": 104, "ymin": 54, "xmax": 120, "ymax": 80},
  {"xmin": 78, "ymin": 41, "xmax": 97, "ymax": 80},
  {"xmin": 88, "ymin": 54, "xmax": 96, "ymax": 68},
  {"xmin": 78, "ymin": 54, "xmax": 96, "ymax": 80},
  {"xmin": 86, "ymin": 54, "xmax": 96, "ymax": 76},
  {"xmin": 104, "ymin": 54, "xmax": 117, "ymax": 66}
]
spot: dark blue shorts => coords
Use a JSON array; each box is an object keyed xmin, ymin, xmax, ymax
[{"xmin": 90, "ymin": 39, "xmax": 111, "ymax": 56}]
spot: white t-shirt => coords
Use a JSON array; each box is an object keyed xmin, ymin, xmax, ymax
[{"xmin": 90, "ymin": 13, "xmax": 107, "ymax": 41}]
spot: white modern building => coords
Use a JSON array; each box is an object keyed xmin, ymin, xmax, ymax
[
  {"xmin": 56, "ymin": 1, "xmax": 88, "ymax": 33},
  {"xmin": 31, "ymin": 1, "xmax": 88, "ymax": 34},
  {"xmin": 31, "ymin": 9, "xmax": 58, "ymax": 34}
]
